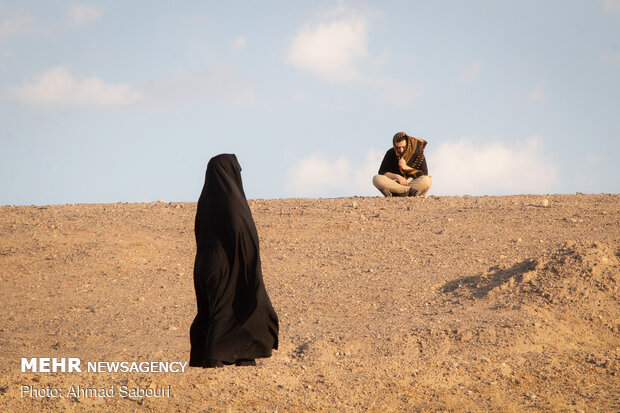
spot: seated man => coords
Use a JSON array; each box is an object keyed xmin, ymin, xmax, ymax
[{"xmin": 372, "ymin": 132, "xmax": 432, "ymax": 197}]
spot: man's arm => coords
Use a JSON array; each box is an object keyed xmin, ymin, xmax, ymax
[
  {"xmin": 400, "ymin": 155, "xmax": 428, "ymax": 178},
  {"xmin": 384, "ymin": 172, "xmax": 408, "ymax": 186},
  {"xmin": 398, "ymin": 158, "xmax": 414, "ymax": 172}
]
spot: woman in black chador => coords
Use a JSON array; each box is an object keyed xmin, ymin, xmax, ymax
[{"xmin": 190, "ymin": 154, "xmax": 278, "ymax": 368}]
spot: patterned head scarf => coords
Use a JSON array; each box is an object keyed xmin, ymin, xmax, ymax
[{"xmin": 392, "ymin": 132, "xmax": 427, "ymax": 177}]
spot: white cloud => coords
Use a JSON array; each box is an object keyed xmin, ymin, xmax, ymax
[
  {"xmin": 68, "ymin": 4, "xmax": 103, "ymax": 26},
  {"xmin": 458, "ymin": 60, "xmax": 484, "ymax": 83},
  {"xmin": 287, "ymin": 138, "xmax": 560, "ymax": 198},
  {"xmin": 286, "ymin": 15, "xmax": 368, "ymax": 82},
  {"xmin": 0, "ymin": 13, "xmax": 32, "ymax": 42},
  {"xmin": 233, "ymin": 35, "xmax": 247, "ymax": 51},
  {"xmin": 526, "ymin": 83, "xmax": 545, "ymax": 103},
  {"xmin": 427, "ymin": 136, "xmax": 559, "ymax": 196},
  {"xmin": 285, "ymin": 6, "xmax": 425, "ymax": 106},
  {"xmin": 602, "ymin": 0, "xmax": 620, "ymax": 12},
  {"xmin": 10, "ymin": 66, "xmax": 142, "ymax": 107},
  {"xmin": 285, "ymin": 149, "xmax": 384, "ymax": 197},
  {"xmin": 11, "ymin": 65, "xmax": 256, "ymax": 109}
]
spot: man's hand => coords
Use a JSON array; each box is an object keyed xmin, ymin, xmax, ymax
[
  {"xmin": 384, "ymin": 172, "xmax": 409, "ymax": 186},
  {"xmin": 395, "ymin": 175, "xmax": 408, "ymax": 186}
]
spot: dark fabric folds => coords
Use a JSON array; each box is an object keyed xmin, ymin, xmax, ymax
[
  {"xmin": 394, "ymin": 134, "xmax": 427, "ymax": 179},
  {"xmin": 190, "ymin": 154, "xmax": 278, "ymax": 367}
]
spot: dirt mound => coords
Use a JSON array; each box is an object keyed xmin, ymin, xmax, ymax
[{"xmin": 445, "ymin": 241, "xmax": 619, "ymax": 332}]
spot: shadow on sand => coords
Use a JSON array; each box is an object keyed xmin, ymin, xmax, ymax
[{"xmin": 442, "ymin": 259, "xmax": 538, "ymax": 299}]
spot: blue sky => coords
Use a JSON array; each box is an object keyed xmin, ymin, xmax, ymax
[{"xmin": 1, "ymin": 1, "xmax": 619, "ymax": 205}]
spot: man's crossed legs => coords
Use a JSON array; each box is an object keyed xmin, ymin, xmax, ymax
[{"xmin": 372, "ymin": 174, "xmax": 432, "ymax": 197}]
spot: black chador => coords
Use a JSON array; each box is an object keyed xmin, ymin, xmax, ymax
[{"xmin": 190, "ymin": 154, "xmax": 278, "ymax": 368}]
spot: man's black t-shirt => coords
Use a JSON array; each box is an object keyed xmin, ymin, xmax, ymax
[{"xmin": 378, "ymin": 149, "xmax": 428, "ymax": 177}]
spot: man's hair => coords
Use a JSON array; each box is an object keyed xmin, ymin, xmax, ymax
[{"xmin": 393, "ymin": 132, "xmax": 408, "ymax": 144}]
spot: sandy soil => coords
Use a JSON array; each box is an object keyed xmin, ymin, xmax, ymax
[{"xmin": 0, "ymin": 194, "xmax": 618, "ymax": 412}]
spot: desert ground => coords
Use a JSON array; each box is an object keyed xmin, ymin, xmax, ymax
[{"xmin": 0, "ymin": 193, "xmax": 618, "ymax": 412}]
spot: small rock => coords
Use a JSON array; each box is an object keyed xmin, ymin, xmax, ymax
[{"xmin": 541, "ymin": 199, "xmax": 549, "ymax": 207}]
